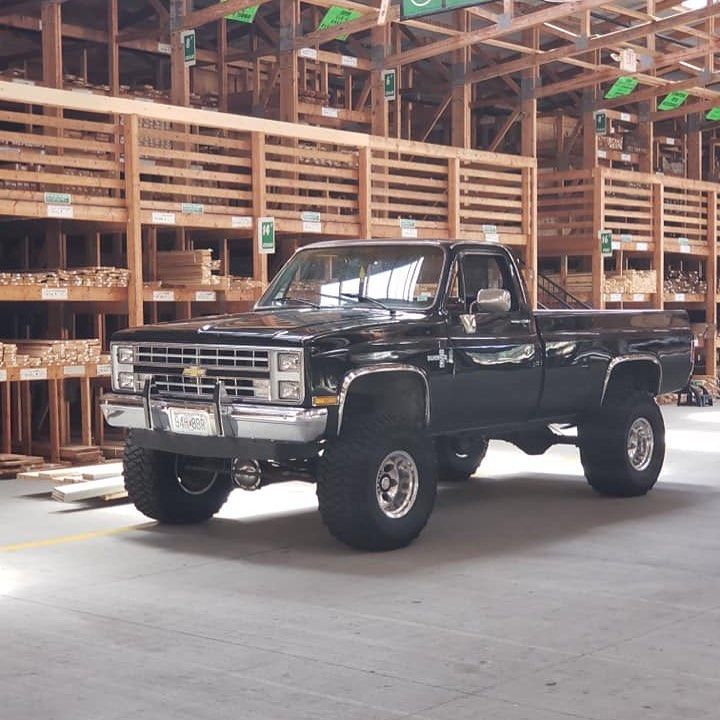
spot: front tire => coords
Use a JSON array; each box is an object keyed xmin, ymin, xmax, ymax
[
  {"xmin": 579, "ymin": 391, "xmax": 665, "ymax": 497},
  {"xmin": 124, "ymin": 432, "xmax": 232, "ymax": 523},
  {"xmin": 317, "ymin": 416, "xmax": 437, "ymax": 551}
]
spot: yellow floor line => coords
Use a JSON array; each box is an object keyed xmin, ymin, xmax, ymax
[{"xmin": 0, "ymin": 522, "xmax": 154, "ymax": 553}]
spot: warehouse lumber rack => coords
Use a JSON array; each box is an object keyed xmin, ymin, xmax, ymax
[
  {"xmin": 0, "ymin": 79, "xmax": 536, "ymax": 462},
  {"xmin": 538, "ymin": 166, "xmax": 719, "ymax": 377}
]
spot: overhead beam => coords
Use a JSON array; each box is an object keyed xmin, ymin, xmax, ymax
[
  {"xmin": 466, "ymin": 3, "xmax": 719, "ymax": 85},
  {"xmin": 384, "ymin": 0, "xmax": 613, "ymax": 67}
]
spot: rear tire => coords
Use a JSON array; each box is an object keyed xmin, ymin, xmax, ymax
[
  {"xmin": 436, "ymin": 436, "xmax": 488, "ymax": 482},
  {"xmin": 317, "ymin": 415, "xmax": 437, "ymax": 551},
  {"xmin": 124, "ymin": 432, "xmax": 232, "ymax": 523},
  {"xmin": 579, "ymin": 391, "xmax": 665, "ymax": 497}
]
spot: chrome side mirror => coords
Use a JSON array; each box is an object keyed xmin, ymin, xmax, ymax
[{"xmin": 473, "ymin": 288, "xmax": 511, "ymax": 314}]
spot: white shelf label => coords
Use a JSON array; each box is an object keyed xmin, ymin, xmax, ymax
[
  {"xmin": 341, "ymin": 55, "xmax": 358, "ymax": 68},
  {"xmin": 41, "ymin": 287, "xmax": 69, "ymax": 300},
  {"xmin": 231, "ymin": 216, "xmax": 252, "ymax": 229},
  {"xmin": 0, "ymin": 370, "xmax": 6, "ymax": 382},
  {"xmin": 321, "ymin": 106, "xmax": 339, "ymax": 118},
  {"xmin": 20, "ymin": 368, "xmax": 47, "ymax": 381},
  {"xmin": 158, "ymin": 42, "xmax": 172, "ymax": 55},
  {"xmin": 484, "ymin": 233, "xmax": 500, "ymax": 244},
  {"xmin": 666, "ymin": 137, "xmax": 675, "ymax": 146},
  {"xmin": 153, "ymin": 290, "xmax": 175, "ymax": 302},
  {"xmin": 400, "ymin": 218, "xmax": 416, "ymax": 229},
  {"xmin": 401, "ymin": 228, "xmax": 418, "ymax": 239},
  {"xmin": 47, "ymin": 204, "xmax": 74, "ymax": 219},
  {"xmin": 302, "ymin": 221, "xmax": 322, "ymax": 233},
  {"xmin": 611, "ymin": 241, "xmax": 621, "ymax": 250},
  {"xmin": 635, "ymin": 242, "xmax": 649, "ymax": 251},
  {"xmin": 44, "ymin": 192, "xmax": 72, "ymax": 205},
  {"xmin": 620, "ymin": 112, "xmax": 631, "ymax": 122},
  {"xmin": 63, "ymin": 365, "xmax": 85, "ymax": 377},
  {"xmin": 151, "ymin": 211, "xmax": 176, "ymax": 225},
  {"xmin": 195, "ymin": 291, "xmax": 217, "ymax": 302},
  {"xmin": 298, "ymin": 47, "xmax": 318, "ymax": 60},
  {"xmin": 96, "ymin": 364, "xmax": 111, "ymax": 377},
  {"xmin": 597, "ymin": 150, "xmax": 607, "ymax": 159},
  {"xmin": 632, "ymin": 293, "xmax": 645, "ymax": 302},
  {"xmin": 609, "ymin": 293, "xmax": 622, "ymax": 302},
  {"xmin": 673, "ymin": 293, "xmax": 686, "ymax": 301},
  {"xmin": 621, "ymin": 153, "xmax": 632, "ymax": 162},
  {"xmin": 181, "ymin": 203, "xmax": 204, "ymax": 215}
]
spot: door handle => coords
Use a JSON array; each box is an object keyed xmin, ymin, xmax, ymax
[{"xmin": 510, "ymin": 318, "xmax": 532, "ymax": 326}]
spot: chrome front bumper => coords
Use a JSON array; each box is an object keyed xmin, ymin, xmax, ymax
[{"xmin": 101, "ymin": 393, "xmax": 328, "ymax": 444}]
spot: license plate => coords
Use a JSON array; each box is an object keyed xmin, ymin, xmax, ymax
[{"xmin": 167, "ymin": 408, "xmax": 213, "ymax": 436}]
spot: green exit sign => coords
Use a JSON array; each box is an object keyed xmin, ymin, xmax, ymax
[
  {"xmin": 401, "ymin": 0, "xmax": 494, "ymax": 20},
  {"xmin": 600, "ymin": 229, "xmax": 613, "ymax": 257},
  {"xmin": 258, "ymin": 216, "xmax": 275, "ymax": 254}
]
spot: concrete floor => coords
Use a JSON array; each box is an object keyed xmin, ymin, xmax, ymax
[{"xmin": 1, "ymin": 405, "xmax": 719, "ymax": 720}]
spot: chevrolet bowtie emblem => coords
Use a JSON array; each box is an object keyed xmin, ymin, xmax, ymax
[{"xmin": 182, "ymin": 366, "xmax": 206, "ymax": 379}]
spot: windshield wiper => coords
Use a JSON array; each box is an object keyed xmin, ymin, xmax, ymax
[
  {"xmin": 338, "ymin": 292, "xmax": 396, "ymax": 314},
  {"xmin": 278, "ymin": 295, "xmax": 321, "ymax": 309}
]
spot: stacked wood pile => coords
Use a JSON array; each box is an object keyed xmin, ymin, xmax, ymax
[
  {"xmin": 604, "ymin": 270, "xmax": 657, "ymax": 295},
  {"xmin": 157, "ymin": 250, "xmax": 221, "ymax": 286},
  {"xmin": 664, "ymin": 268, "xmax": 707, "ymax": 295},
  {"xmin": 228, "ymin": 277, "xmax": 265, "ymax": 293},
  {"xmin": 0, "ymin": 340, "xmax": 107, "ymax": 368},
  {"xmin": 0, "ymin": 454, "xmax": 46, "ymax": 479},
  {"xmin": 0, "ymin": 267, "xmax": 129, "ymax": 287},
  {"xmin": 299, "ymin": 89, "xmax": 331, "ymax": 105}
]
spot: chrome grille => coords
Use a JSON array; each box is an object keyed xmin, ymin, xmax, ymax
[
  {"xmin": 136, "ymin": 345, "xmax": 269, "ymax": 371},
  {"xmin": 134, "ymin": 344, "xmax": 271, "ymax": 401}
]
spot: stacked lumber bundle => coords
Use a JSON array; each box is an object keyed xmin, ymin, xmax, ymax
[
  {"xmin": 17, "ymin": 461, "xmax": 125, "ymax": 502},
  {"xmin": 0, "ymin": 454, "xmax": 46, "ymax": 479},
  {"xmin": 664, "ymin": 268, "xmax": 707, "ymax": 295},
  {"xmin": 604, "ymin": 270, "xmax": 657, "ymax": 295},
  {"xmin": 157, "ymin": 250, "xmax": 221, "ymax": 286},
  {"xmin": 0, "ymin": 340, "xmax": 107, "ymax": 368},
  {"xmin": 228, "ymin": 277, "xmax": 265, "ymax": 293},
  {"xmin": 0, "ymin": 267, "xmax": 130, "ymax": 288},
  {"xmin": 60, "ymin": 444, "xmax": 105, "ymax": 465}
]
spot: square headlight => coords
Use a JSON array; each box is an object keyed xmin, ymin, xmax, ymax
[
  {"xmin": 278, "ymin": 380, "xmax": 301, "ymax": 401},
  {"xmin": 116, "ymin": 345, "xmax": 135, "ymax": 364},
  {"xmin": 277, "ymin": 352, "xmax": 301, "ymax": 372},
  {"xmin": 118, "ymin": 372, "xmax": 135, "ymax": 390}
]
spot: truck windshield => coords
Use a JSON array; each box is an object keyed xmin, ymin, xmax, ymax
[{"xmin": 258, "ymin": 244, "xmax": 445, "ymax": 311}]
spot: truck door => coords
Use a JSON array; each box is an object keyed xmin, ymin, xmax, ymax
[{"xmin": 438, "ymin": 249, "xmax": 543, "ymax": 431}]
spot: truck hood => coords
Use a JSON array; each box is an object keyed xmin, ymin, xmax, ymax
[{"xmin": 115, "ymin": 307, "xmax": 411, "ymax": 345}]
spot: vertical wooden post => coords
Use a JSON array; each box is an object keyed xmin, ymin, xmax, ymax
[
  {"xmin": 687, "ymin": 114, "xmax": 702, "ymax": 180},
  {"xmin": 652, "ymin": 182, "xmax": 664, "ymax": 309},
  {"xmin": 592, "ymin": 166, "xmax": 606, "ymax": 309},
  {"xmin": 358, "ymin": 145, "xmax": 372, "ymax": 239},
  {"xmin": 252, "ymin": 132, "xmax": 269, "ymax": 285},
  {"xmin": 218, "ymin": 19, "xmax": 228, "ymax": 112},
  {"xmin": 1, "ymin": 383, "xmax": 11, "ymax": 454},
  {"xmin": 108, "ymin": 0, "xmax": 120, "ymax": 96},
  {"xmin": 80, "ymin": 377, "xmax": 93, "ymax": 446},
  {"xmin": 48, "ymin": 379, "xmax": 61, "ymax": 462},
  {"xmin": 451, "ymin": 11, "xmax": 470, "ymax": 149},
  {"xmin": 123, "ymin": 115, "xmax": 144, "ymax": 327},
  {"xmin": 170, "ymin": 0, "xmax": 190, "ymax": 106},
  {"xmin": 371, "ymin": 25, "xmax": 389, "ymax": 137},
  {"xmin": 42, "ymin": 1, "xmax": 63, "ymax": 88},
  {"xmin": 279, "ymin": 0, "xmax": 299, "ymax": 123},
  {"xmin": 523, "ymin": 166, "xmax": 537, "ymax": 308},
  {"xmin": 705, "ymin": 189, "xmax": 717, "ymax": 378},
  {"xmin": 448, "ymin": 157, "xmax": 461, "ymax": 239}
]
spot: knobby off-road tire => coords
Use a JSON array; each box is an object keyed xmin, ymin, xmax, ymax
[
  {"xmin": 317, "ymin": 416, "xmax": 437, "ymax": 551},
  {"xmin": 579, "ymin": 391, "xmax": 665, "ymax": 497},
  {"xmin": 124, "ymin": 431, "xmax": 232, "ymax": 523},
  {"xmin": 436, "ymin": 436, "xmax": 489, "ymax": 482}
]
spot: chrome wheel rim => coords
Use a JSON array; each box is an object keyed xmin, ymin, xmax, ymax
[
  {"xmin": 627, "ymin": 418, "xmax": 654, "ymax": 472},
  {"xmin": 375, "ymin": 451, "xmax": 419, "ymax": 519}
]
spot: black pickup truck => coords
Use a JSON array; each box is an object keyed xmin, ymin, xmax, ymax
[{"xmin": 103, "ymin": 240, "xmax": 693, "ymax": 550}]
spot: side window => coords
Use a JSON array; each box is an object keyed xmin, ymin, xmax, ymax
[{"xmin": 456, "ymin": 254, "xmax": 517, "ymax": 312}]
